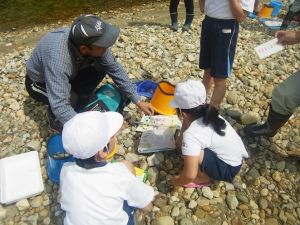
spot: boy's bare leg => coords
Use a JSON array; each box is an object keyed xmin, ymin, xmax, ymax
[{"xmin": 210, "ymin": 78, "xmax": 226, "ymax": 107}]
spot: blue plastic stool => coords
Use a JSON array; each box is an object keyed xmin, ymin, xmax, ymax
[{"xmin": 46, "ymin": 134, "xmax": 74, "ymax": 184}]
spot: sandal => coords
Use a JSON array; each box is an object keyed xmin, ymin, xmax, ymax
[{"xmin": 183, "ymin": 182, "xmax": 212, "ymax": 188}]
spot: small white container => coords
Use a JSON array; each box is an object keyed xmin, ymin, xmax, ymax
[{"xmin": 0, "ymin": 151, "xmax": 44, "ymax": 204}]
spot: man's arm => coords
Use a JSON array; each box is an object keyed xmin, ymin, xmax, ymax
[
  {"xmin": 199, "ymin": 0, "xmax": 205, "ymax": 13},
  {"xmin": 44, "ymin": 53, "xmax": 77, "ymax": 124},
  {"xmin": 229, "ymin": 0, "xmax": 246, "ymax": 22},
  {"xmin": 100, "ymin": 49, "xmax": 154, "ymax": 115},
  {"xmin": 276, "ymin": 31, "xmax": 300, "ymax": 45}
]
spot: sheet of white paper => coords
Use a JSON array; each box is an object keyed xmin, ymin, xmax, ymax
[
  {"xmin": 138, "ymin": 127, "xmax": 176, "ymax": 153},
  {"xmin": 136, "ymin": 115, "xmax": 181, "ymax": 132},
  {"xmin": 254, "ymin": 38, "xmax": 284, "ymax": 59},
  {"xmin": 0, "ymin": 151, "xmax": 44, "ymax": 204},
  {"xmin": 241, "ymin": 0, "xmax": 256, "ymax": 12}
]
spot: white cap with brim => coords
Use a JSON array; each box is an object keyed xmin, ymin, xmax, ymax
[
  {"xmin": 69, "ymin": 14, "xmax": 120, "ymax": 48},
  {"xmin": 62, "ymin": 111, "xmax": 123, "ymax": 159},
  {"xmin": 169, "ymin": 80, "xmax": 206, "ymax": 109}
]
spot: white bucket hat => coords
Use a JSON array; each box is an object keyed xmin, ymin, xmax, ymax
[
  {"xmin": 169, "ymin": 80, "xmax": 206, "ymax": 109},
  {"xmin": 62, "ymin": 111, "xmax": 123, "ymax": 159}
]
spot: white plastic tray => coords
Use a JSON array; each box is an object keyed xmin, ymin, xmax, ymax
[{"xmin": 0, "ymin": 151, "xmax": 44, "ymax": 204}]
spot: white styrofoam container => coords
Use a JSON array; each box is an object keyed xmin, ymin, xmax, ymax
[{"xmin": 0, "ymin": 151, "xmax": 44, "ymax": 204}]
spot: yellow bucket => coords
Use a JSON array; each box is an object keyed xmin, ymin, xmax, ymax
[
  {"xmin": 258, "ymin": 4, "xmax": 273, "ymax": 18},
  {"xmin": 150, "ymin": 81, "xmax": 176, "ymax": 115}
]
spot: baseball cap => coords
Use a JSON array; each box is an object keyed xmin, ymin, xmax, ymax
[
  {"xmin": 169, "ymin": 80, "xmax": 206, "ymax": 109},
  {"xmin": 69, "ymin": 14, "xmax": 120, "ymax": 48},
  {"xmin": 62, "ymin": 111, "xmax": 123, "ymax": 159}
]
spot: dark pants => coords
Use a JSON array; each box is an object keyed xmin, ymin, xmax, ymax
[
  {"xmin": 25, "ymin": 67, "xmax": 106, "ymax": 111},
  {"xmin": 123, "ymin": 201, "xmax": 135, "ymax": 225},
  {"xmin": 169, "ymin": 0, "xmax": 194, "ymax": 14}
]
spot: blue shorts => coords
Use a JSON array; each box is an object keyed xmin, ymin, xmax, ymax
[
  {"xmin": 199, "ymin": 16, "xmax": 239, "ymax": 78},
  {"xmin": 200, "ymin": 148, "xmax": 241, "ymax": 182}
]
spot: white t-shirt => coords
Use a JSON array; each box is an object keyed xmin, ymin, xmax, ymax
[
  {"xmin": 182, "ymin": 117, "xmax": 248, "ymax": 166},
  {"xmin": 205, "ymin": 0, "xmax": 235, "ymax": 19},
  {"xmin": 60, "ymin": 162, "xmax": 154, "ymax": 225}
]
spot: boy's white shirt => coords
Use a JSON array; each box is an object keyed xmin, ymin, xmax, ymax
[
  {"xmin": 204, "ymin": 0, "xmax": 235, "ymax": 19},
  {"xmin": 60, "ymin": 162, "xmax": 154, "ymax": 225},
  {"xmin": 241, "ymin": 0, "xmax": 255, "ymax": 12}
]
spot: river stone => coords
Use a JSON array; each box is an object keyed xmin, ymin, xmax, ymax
[
  {"xmin": 26, "ymin": 140, "xmax": 41, "ymax": 151},
  {"xmin": 153, "ymin": 197, "xmax": 167, "ymax": 208},
  {"xmin": 248, "ymin": 167, "xmax": 260, "ymax": 179},
  {"xmin": 259, "ymin": 198, "xmax": 268, "ymax": 209},
  {"xmin": 30, "ymin": 196, "xmax": 43, "ymax": 208},
  {"xmin": 0, "ymin": 205, "xmax": 6, "ymax": 220},
  {"xmin": 195, "ymin": 208, "xmax": 206, "ymax": 219},
  {"xmin": 188, "ymin": 200, "xmax": 197, "ymax": 209},
  {"xmin": 260, "ymin": 188, "xmax": 269, "ymax": 197},
  {"xmin": 179, "ymin": 218, "xmax": 193, "ymax": 225},
  {"xmin": 147, "ymin": 153, "xmax": 164, "ymax": 166},
  {"xmin": 272, "ymin": 171, "xmax": 282, "ymax": 182},
  {"xmin": 202, "ymin": 186, "xmax": 214, "ymax": 199},
  {"xmin": 125, "ymin": 153, "xmax": 139, "ymax": 162},
  {"xmin": 16, "ymin": 199, "xmax": 30, "ymax": 210},
  {"xmin": 226, "ymin": 194, "xmax": 239, "ymax": 210},
  {"xmin": 237, "ymin": 194, "xmax": 249, "ymax": 204},
  {"xmin": 171, "ymin": 206, "xmax": 180, "ymax": 217},
  {"xmin": 296, "ymin": 208, "xmax": 300, "ymax": 220},
  {"xmin": 240, "ymin": 113, "xmax": 260, "ymax": 125},
  {"xmin": 276, "ymin": 161, "xmax": 285, "ymax": 172},
  {"xmin": 147, "ymin": 167, "xmax": 159, "ymax": 184},
  {"xmin": 265, "ymin": 218, "xmax": 279, "ymax": 225},
  {"xmin": 153, "ymin": 216, "xmax": 174, "ymax": 225}
]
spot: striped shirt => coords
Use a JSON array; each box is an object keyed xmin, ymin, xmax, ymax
[{"xmin": 26, "ymin": 28, "xmax": 140, "ymax": 124}]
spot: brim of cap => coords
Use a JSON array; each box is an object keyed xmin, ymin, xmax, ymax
[
  {"xmin": 105, "ymin": 112, "xmax": 124, "ymax": 138},
  {"xmin": 92, "ymin": 23, "xmax": 120, "ymax": 48}
]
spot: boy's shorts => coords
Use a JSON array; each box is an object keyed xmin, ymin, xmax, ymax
[
  {"xmin": 200, "ymin": 148, "xmax": 241, "ymax": 183},
  {"xmin": 199, "ymin": 16, "xmax": 239, "ymax": 78}
]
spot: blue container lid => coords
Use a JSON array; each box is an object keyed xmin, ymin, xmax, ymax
[{"xmin": 136, "ymin": 80, "xmax": 158, "ymax": 98}]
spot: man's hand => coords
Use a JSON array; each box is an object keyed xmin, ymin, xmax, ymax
[
  {"xmin": 276, "ymin": 30, "xmax": 300, "ymax": 45},
  {"xmin": 136, "ymin": 101, "xmax": 155, "ymax": 115}
]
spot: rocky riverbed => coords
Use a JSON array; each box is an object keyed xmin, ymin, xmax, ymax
[{"xmin": 0, "ymin": 1, "xmax": 300, "ymax": 225}]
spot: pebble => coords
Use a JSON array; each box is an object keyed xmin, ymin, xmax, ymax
[
  {"xmin": 16, "ymin": 199, "xmax": 30, "ymax": 211},
  {"xmin": 153, "ymin": 216, "xmax": 174, "ymax": 225},
  {"xmin": 202, "ymin": 187, "xmax": 214, "ymax": 200}
]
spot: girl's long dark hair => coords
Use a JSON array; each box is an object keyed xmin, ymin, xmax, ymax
[{"xmin": 181, "ymin": 104, "xmax": 226, "ymax": 136}]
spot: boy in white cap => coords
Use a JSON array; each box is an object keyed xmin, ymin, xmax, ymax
[
  {"xmin": 60, "ymin": 111, "xmax": 154, "ymax": 225},
  {"xmin": 170, "ymin": 80, "xmax": 248, "ymax": 187}
]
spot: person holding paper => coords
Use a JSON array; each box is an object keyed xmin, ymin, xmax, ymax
[
  {"xmin": 60, "ymin": 111, "xmax": 154, "ymax": 225},
  {"xmin": 171, "ymin": 80, "xmax": 248, "ymax": 187},
  {"xmin": 245, "ymin": 30, "xmax": 300, "ymax": 143},
  {"xmin": 198, "ymin": 0, "xmax": 246, "ymax": 107}
]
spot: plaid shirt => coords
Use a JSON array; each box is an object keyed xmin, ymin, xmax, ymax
[{"xmin": 26, "ymin": 28, "xmax": 140, "ymax": 124}]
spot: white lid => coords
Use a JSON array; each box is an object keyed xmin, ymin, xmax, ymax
[{"xmin": 0, "ymin": 151, "xmax": 44, "ymax": 204}]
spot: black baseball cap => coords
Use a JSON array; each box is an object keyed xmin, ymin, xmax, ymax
[{"xmin": 69, "ymin": 14, "xmax": 120, "ymax": 48}]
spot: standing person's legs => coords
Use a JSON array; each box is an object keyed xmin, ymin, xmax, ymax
[
  {"xmin": 199, "ymin": 17, "xmax": 213, "ymax": 96},
  {"xmin": 271, "ymin": 70, "xmax": 300, "ymax": 116},
  {"xmin": 208, "ymin": 18, "xmax": 239, "ymax": 107},
  {"xmin": 169, "ymin": 0, "xmax": 180, "ymax": 31},
  {"xmin": 210, "ymin": 78, "xmax": 226, "ymax": 107},
  {"xmin": 182, "ymin": 0, "xmax": 194, "ymax": 31}
]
